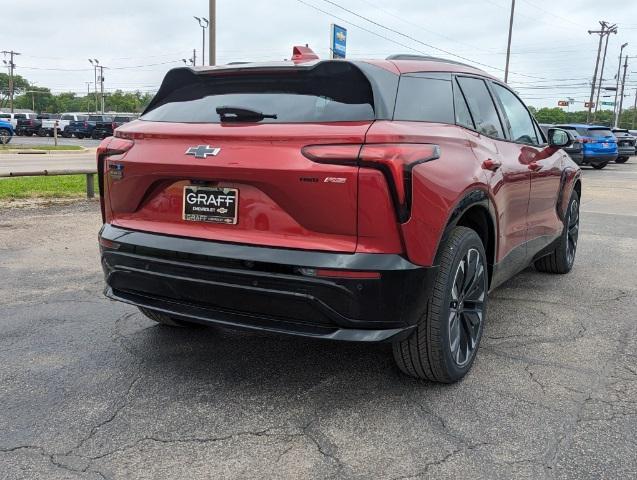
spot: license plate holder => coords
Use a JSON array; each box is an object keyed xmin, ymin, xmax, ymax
[{"xmin": 183, "ymin": 186, "xmax": 238, "ymax": 224}]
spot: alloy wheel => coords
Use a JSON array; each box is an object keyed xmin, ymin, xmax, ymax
[
  {"xmin": 566, "ymin": 199, "xmax": 579, "ymax": 267},
  {"xmin": 448, "ymin": 248, "xmax": 486, "ymax": 367}
]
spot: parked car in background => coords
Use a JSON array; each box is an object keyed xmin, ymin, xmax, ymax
[
  {"xmin": 540, "ymin": 124, "xmax": 583, "ymax": 165},
  {"xmin": 555, "ymin": 124, "xmax": 618, "ymax": 169},
  {"xmin": 0, "ymin": 118, "xmax": 14, "ymax": 144},
  {"xmin": 16, "ymin": 114, "xmax": 50, "ymax": 136},
  {"xmin": 611, "ymin": 128, "xmax": 635, "ymax": 163},
  {"xmin": 99, "ymin": 50, "xmax": 581, "ymax": 383},
  {"xmin": 64, "ymin": 114, "xmax": 112, "ymax": 139},
  {"xmin": 91, "ymin": 115, "xmax": 135, "ymax": 139},
  {"xmin": 0, "ymin": 112, "xmax": 37, "ymax": 129},
  {"xmin": 53, "ymin": 113, "xmax": 89, "ymax": 137},
  {"xmin": 37, "ymin": 114, "xmax": 61, "ymax": 136}
]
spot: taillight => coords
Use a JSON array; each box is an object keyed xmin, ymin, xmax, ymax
[
  {"xmin": 580, "ymin": 137, "xmax": 592, "ymax": 144},
  {"xmin": 302, "ymin": 143, "xmax": 440, "ymax": 222},
  {"xmin": 111, "ymin": 122, "xmax": 117, "ymax": 131},
  {"xmin": 96, "ymin": 137, "xmax": 134, "ymax": 222},
  {"xmin": 84, "ymin": 121, "xmax": 89, "ymax": 128}
]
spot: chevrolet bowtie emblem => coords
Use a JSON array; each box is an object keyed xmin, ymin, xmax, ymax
[{"xmin": 185, "ymin": 145, "xmax": 221, "ymax": 159}]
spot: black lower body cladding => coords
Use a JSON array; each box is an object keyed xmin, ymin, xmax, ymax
[{"xmin": 99, "ymin": 225, "xmax": 437, "ymax": 342}]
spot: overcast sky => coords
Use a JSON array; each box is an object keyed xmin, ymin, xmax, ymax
[{"xmin": 4, "ymin": 0, "xmax": 637, "ymax": 109}]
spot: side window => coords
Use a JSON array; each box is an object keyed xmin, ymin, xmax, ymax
[
  {"xmin": 61, "ymin": 115, "xmax": 73, "ymax": 121},
  {"xmin": 456, "ymin": 77, "xmax": 505, "ymax": 139},
  {"xmin": 492, "ymin": 83, "xmax": 539, "ymax": 145},
  {"xmin": 394, "ymin": 73, "xmax": 454, "ymax": 124},
  {"xmin": 453, "ymin": 78, "xmax": 474, "ymax": 129}
]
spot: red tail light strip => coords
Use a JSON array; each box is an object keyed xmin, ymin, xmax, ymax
[{"xmin": 302, "ymin": 143, "xmax": 440, "ymax": 223}]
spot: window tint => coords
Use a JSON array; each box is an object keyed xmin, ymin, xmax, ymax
[
  {"xmin": 456, "ymin": 77, "xmax": 504, "ymax": 139},
  {"xmin": 394, "ymin": 74, "xmax": 454, "ymax": 123},
  {"xmin": 143, "ymin": 63, "xmax": 375, "ymax": 123},
  {"xmin": 77, "ymin": 115, "xmax": 88, "ymax": 121},
  {"xmin": 61, "ymin": 115, "xmax": 74, "ymax": 121},
  {"xmin": 492, "ymin": 83, "xmax": 538, "ymax": 144},
  {"xmin": 0, "ymin": 114, "xmax": 9, "ymax": 119},
  {"xmin": 453, "ymin": 79, "xmax": 474, "ymax": 129},
  {"xmin": 14, "ymin": 114, "xmax": 26, "ymax": 119}
]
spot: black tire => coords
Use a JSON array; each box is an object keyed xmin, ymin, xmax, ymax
[
  {"xmin": 76, "ymin": 133, "xmax": 84, "ymax": 139},
  {"xmin": 138, "ymin": 307, "xmax": 187, "ymax": 327},
  {"xmin": 615, "ymin": 156, "xmax": 629, "ymax": 164},
  {"xmin": 393, "ymin": 227, "xmax": 488, "ymax": 383},
  {"xmin": 534, "ymin": 191, "xmax": 579, "ymax": 274},
  {"xmin": 0, "ymin": 128, "xmax": 11, "ymax": 145},
  {"xmin": 592, "ymin": 162, "xmax": 607, "ymax": 169}
]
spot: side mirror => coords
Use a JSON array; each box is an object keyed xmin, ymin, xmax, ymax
[{"xmin": 547, "ymin": 128, "xmax": 571, "ymax": 148}]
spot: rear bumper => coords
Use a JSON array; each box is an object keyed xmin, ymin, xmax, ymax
[
  {"xmin": 582, "ymin": 153, "xmax": 618, "ymax": 164},
  {"xmin": 617, "ymin": 146, "xmax": 635, "ymax": 157},
  {"xmin": 99, "ymin": 225, "xmax": 436, "ymax": 342}
]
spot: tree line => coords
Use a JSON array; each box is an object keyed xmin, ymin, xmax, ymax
[
  {"xmin": 0, "ymin": 73, "xmax": 154, "ymax": 113},
  {"xmin": 2, "ymin": 72, "xmax": 637, "ymax": 127},
  {"xmin": 529, "ymin": 106, "xmax": 637, "ymax": 129}
]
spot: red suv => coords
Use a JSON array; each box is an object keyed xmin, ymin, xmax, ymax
[{"xmin": 98, "ymin": 47, "xmax": 581, "ymax": 383}]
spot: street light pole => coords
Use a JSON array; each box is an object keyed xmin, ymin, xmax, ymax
[
  {"xmin": 209, "ymin": 0, "xmax": 216, "ymax": 66},
  {"xmin": 504, "ymin": 0, "xmax": 515, "ymax": 83},
  {"xmin": 194, "ymin": 16, "xmax": 209, "ymax": 66}
]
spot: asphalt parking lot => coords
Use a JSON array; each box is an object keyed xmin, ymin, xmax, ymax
[{"xmin": 1, "ymin": 162, "xmax": 636, "ymax": 480}]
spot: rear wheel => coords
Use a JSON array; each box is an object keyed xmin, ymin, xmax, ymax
[
  {"xmin": 138, "ymin": 307, "xmax": 189, "ymax": 327},
  {"xmin": 393, "ymin": 227, "xmax": 487, "ymax": 383},
  {"xmin": 76, "ymin": 133, "xmax": 84, "ymax": 139},
  {"xmin": 592, "ymin": 162, "xmax": 607, "ymax": 169},
  {"xmin": 534, "ymin": 191, "xmax": 579, "ymax": 274},
  {"xmin": 616, "ymin": 156, "xmax": 629, "ymax": 164}
]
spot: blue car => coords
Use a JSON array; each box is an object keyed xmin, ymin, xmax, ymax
[
  {"xmin": 0, "ymin": 118, "xmax": 14, "ymax": 144},
  {"xmin": 556, "ymin": 124, "xmax": 618, "ymax": 169}
]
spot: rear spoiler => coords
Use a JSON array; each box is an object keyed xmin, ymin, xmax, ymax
[{"xmin": 142, "ymin": 59, "xmax": 399, "ymax": 120}]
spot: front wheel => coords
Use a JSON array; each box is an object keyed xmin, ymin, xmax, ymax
[
  {"xmin": 0, "ymin": 128, "xmax": 11, "ymax": 144},
  {"xmin": 393, "ymin": 227, "xmax": 487, "ymax": 383},
  {"xmin": 534, "ymin": 191, "xmax": 579, "ymax": 274}
]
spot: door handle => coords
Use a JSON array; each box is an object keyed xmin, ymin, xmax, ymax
[
  {"xmin": 482, "ymin": 159, "xmax": 502, "ymax": 171},
  {"xmin": 528, "ymin": 162, "xmax": 542, "ymax": 172}
]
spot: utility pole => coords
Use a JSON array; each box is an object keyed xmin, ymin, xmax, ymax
[
  {"xmin": 504, "ymin": 0, "xmax": 515, "ymax": 83},
  {"xmin": 209, "ymin": 0, "xmax": 216, "ymax": 66},
  {"xmin": 85, "ymin": 82, "xmax": 92, "ymax": 113},
  {"xmin": 192, "ymin": 49, "xmax": 197, "ymax": 66},
  {"xmin": 1, "ymin": 50, "xmax": 21, "ymax": 113},
  {"xmin": 613, "ymin": 43, "xmax": 628, "ymax": 126},
  {"xmin": 616, "ymin": 55, "xmax": 629, "ymax": 128},
  {"xmin": 632, "ymin": 88, "xmax": 637, "ymax": 129},
  {"xmin": 593, "ymin": 24, "xmax": 617, "ymax": 121},
  {"xmin": 88, "ymin": 59, "xmax": 100, "ymax": 112},
  {"xmin": 587, "ymin": 22, "xmax": 613, "ymax": 123}
]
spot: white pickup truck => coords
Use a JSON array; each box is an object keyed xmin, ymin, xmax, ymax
[{"xmin": 39, "ymin": 113, "xmax": 88, "ymax": 137}]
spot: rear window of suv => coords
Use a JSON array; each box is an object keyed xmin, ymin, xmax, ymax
[
  {"xmin": 142, "ymin": 62, "xmax": 375, "ymax": 123},
  {"xmin": 588, "ymin": 128, "xmax": 613, "ymax": 137}
]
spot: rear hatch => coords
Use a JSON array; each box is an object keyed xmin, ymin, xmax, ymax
[
  {"xmin": 585, "ymin": 127, "xmax": 617, "ymax": 154},
  {"xmin": 104, "ymin": 62, "xmax": 380, "ymax": 253}
]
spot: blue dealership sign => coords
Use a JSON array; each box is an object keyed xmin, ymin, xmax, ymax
[{"xmin": 331, "ymin": 24, "xmax": 347, "ymax": 59}]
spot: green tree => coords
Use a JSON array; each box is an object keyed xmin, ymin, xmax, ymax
[{"xmin": 0, "ymin": 73, "xmax": 31, "ymax": 109}]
